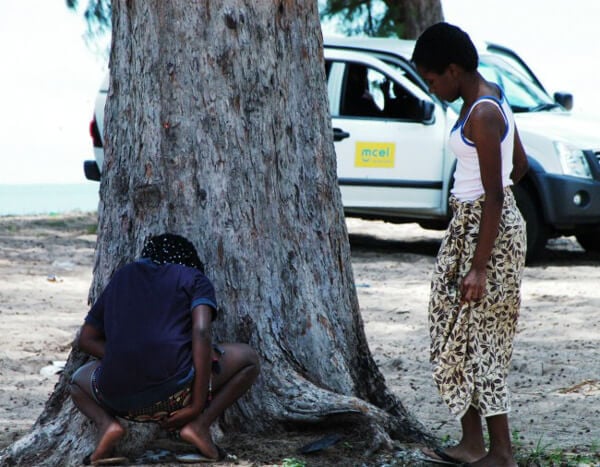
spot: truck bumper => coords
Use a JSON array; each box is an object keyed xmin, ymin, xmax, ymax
[
  {"xmin": 538, "ymin": 173, "xmax": 600, "ymax": 226},
  {"xmin": 84, "ymin": 160, "xmax": 101, "ymax": 182}
]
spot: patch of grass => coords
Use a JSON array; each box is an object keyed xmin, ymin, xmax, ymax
[
  {"xmin": 2, "ymin": 224, "xmax": 18, "ymax": 233},
  {"xmin": 26, "ymin": 214, "xmax": 99, "ymax": 235},
  {"xmin": 514, "ymin": 437, "xmax": 600, "ymax": 466},
  {"xmin": 86, "ymin": 223, "xmax": 98, "ymax": 235},
  {"xmin": 48, "ymin": 220, "xmax": 69, "ymax": 228},
  {"xmin": 437, "ymin": 432, "xmax": 600, "ymax": 466},
  {"xmin": 512, "ymin": 428, "xmax": 524, "ymax": 451},
  {"xmin": 515, "ymin": 435, "xmax": 553, "ymax": 465},
  {"xmin": 281, "ymin": 458, "xmax": 306, "ymax": 467}
]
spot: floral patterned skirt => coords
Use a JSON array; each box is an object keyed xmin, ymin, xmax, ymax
[{"xmin": 429, "ymin": 187, "xmax": 526, "ymax": 419}]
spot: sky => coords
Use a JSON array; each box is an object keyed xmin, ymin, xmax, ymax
[
  {"xmin": 0, "ymin": 0, "xmax": 106, "ymax": 185},
  {"xmin": 442, "ymin": 0, "xmax": 600, "ymax": 117},
  {"xmin": 0, "ymin": 0, "xmax": 599, "ymax": 185}
]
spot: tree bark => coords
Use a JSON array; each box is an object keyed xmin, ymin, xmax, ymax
[
  {"xmin": 402, "ymin": 0, "xmax": 444, "ymax": 38},
  {"xmin": 1, "ymin": 1, "xmax": 429, "ymax": 465}
]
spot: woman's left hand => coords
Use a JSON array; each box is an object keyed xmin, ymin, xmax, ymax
[
  {"xmin": 160, "ymin": 405, "xmax": 200, "ymax": 430},
  {"xmin": 460, "ymin": 267, "xmax": 487, "ymax": 303}
]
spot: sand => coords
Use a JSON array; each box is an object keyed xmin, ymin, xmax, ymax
[{"xmin": 1, "ymin": 212, "xmax": 598, "ymax": 463}]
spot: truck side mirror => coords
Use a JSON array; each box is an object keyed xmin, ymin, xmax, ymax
[
  {"xmin": 421, "ymin": 101, "xmax": 435, "ymax": 124},
  {"xmin": 554, "ymin": 92, "xmax": 573, "ymax": 111}
]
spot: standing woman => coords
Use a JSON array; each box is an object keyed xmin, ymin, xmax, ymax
[{"xmin": 412, "ymin": 23, "xmax": 529, "ymax": 467}]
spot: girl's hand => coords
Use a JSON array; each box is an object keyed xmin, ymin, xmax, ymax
[
  {"xmin": 160, "ymin": 405, "xmax": 200, "ymax": 430},
  {"xmin": 460, "ymin": 267, "xmax": 487, "ymax": 303}
]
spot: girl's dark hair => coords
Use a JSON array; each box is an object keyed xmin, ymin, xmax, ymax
[
  {"xmin": 412, "ymin": 22, "xmax": 478, "ymax": 74},
  {"xmin": 141, "ymin": 233, "xmax": 204, "ymax": 273}
]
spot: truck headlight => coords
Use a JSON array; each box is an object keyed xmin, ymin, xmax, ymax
[{"xmin": 554, "ymin": 141, "xmax": 592, "ymax": 179}]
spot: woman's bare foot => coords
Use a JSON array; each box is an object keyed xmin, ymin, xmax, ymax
[
  {"xmin": 470, "ymin": 453, "xmax": 517, "ymax": 467},
  {"xmin": 446, "ymin": 443, "xmax": 487, "ymax": 463},
  {"xmin": 180, "ymin": 422, "xmax": 219, "ymax": 459},
  {"xmin": 91, "ymin": 420, "xmax": 126, "ymax": 462},
  {"xmin": 422, "ymin": 444, "xmax": 486, "ymax": 464}
]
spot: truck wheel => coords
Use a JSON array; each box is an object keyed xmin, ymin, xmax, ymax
[
  {"xmin": 512, "ymin": 184, "xmax": 547, "ymax": 262},
  {"xmin": 575, "ymin": 231, "xmax": 600, "ymax": 253}
]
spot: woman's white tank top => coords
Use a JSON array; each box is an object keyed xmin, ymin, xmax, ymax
[{"xmin": 449, "ymin": 91, "xmax": 515, "ymax": 201}]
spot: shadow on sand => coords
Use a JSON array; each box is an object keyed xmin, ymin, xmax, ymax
[
  {"xmin": 349, "ymin": 232, "xmax": 600, "ymax": 267},
  {"xmin": 349, "ymin": 233, "xmax": 442, "ymax": 258}
]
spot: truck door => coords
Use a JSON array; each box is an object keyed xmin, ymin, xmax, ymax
[{"xmin": 326, "ymin": 51, "xmax": 448, "ymax": 217}]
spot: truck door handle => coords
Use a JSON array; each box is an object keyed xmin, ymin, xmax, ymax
[{"xmin": 333, "ymin": 127, "xmax": 350, "ymax": 142}]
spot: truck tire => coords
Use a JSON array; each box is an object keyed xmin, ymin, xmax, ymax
[
  {"xmin": 575, "ymin": 231, "xmax": 600, "ymax": 253},
  {"xmin": 512, "ymin": 184, "xmax": 547, "ymax": 262}
]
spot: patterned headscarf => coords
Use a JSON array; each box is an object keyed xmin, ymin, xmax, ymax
[{"xmin": 141, "ymin": 233, "xmax": 204, "ymax": 273}]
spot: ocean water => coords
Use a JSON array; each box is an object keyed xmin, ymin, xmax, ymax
[{"xmin": 0, "ymin": 183, "xmax": 99, "ymax": 216}]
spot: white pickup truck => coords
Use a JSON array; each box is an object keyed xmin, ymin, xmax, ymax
[{"xmin": 84, "ymin": 37, "xmax": 600, "ymax": 260}]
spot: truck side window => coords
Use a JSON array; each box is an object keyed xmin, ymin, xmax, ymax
[
  {"xmin": 382, "ymin": 79, "xmax": 423, "ymax": 121},
  {"xmin": 340, "ymin": 63, "xmax": 422, "ymax": 121},
  {"xmin": 341, "ymin": 63, "xmax": 385, "ymax": 118}
]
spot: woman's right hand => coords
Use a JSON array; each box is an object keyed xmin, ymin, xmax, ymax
[{"xmin": 460, "ymin": 267, "xmax": 487, "ymax": 303}]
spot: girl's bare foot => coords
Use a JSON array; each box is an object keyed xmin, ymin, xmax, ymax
[
  {"xmin": 180, "ymin": 422, "xmax": 219, "ymax": 459},
  {"xmin": 422, "ymin": 444, "xmax": 486, "ymax": 464},
  {"xmin": 470, "ymin": 453, "xmax": 517, "ymax": 467},
  {"xmin": 91, "ymin": 420, "xmax": 125, "ymax": 462},
  {"xmin": 445, "ymin": 443, "xmax": 486, "ymax": 463}
]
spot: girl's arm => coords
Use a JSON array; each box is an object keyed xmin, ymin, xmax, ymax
[
  {"xmin": 188, "ymin": 304, "xmax": 213, "ymax": 413},
  {"xmin": 460, "ymin": 102, "xmax": 506, "ymax": 302},
  {"xmin": 77, "ymin": 323, "xmax": 106, "ymax": 359},
  {"xmin": 161, "ymin": 304, "xmax": 213, "ymax": 429},
  {"xmin": 511, "ymin": 126, "xmax": 529, "ymax": 184}
]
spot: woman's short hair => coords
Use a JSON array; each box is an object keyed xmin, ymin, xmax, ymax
[
  {"xmin": 412, "ymin": 22, "xmax": 478, "ymax": 74},
  {"xmin": 141, "ymin": 233, "xmax": 204, "ymax": 272}
]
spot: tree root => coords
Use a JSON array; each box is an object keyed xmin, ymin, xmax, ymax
[{"xmin": 254, "ymin": 371, "xmax": 434, "ymax": 453}]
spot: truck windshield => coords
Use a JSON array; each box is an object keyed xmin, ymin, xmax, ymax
[{"xmin": 448, "ymin": 55, "xmax": 559, "ymax": 114}]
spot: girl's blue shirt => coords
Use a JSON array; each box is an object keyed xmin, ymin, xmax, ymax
[{"xmin": 84, "ymin": 259, "xmax": 217, "ymax": 409}]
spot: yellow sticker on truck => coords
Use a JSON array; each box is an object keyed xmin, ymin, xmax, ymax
[{"xmin": 355, "ymin": 142, "xmax": 395, "ymax": 168}]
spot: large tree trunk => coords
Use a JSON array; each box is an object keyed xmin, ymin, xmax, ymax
[
  {"xmin": 1, "ymin": 1, "xmax": 428, "ymax": 465},
  {"xmin": 386, "ymin": 0, "xmax": 444, "ymax": 39},
  {"xmin": 402, "ymin": 0, "xmax": 444, "ymax": 38}
]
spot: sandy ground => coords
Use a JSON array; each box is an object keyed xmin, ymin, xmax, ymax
[{"xmin": 0, "ymin": 212, "xmax": 599, "ymax": 464}]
